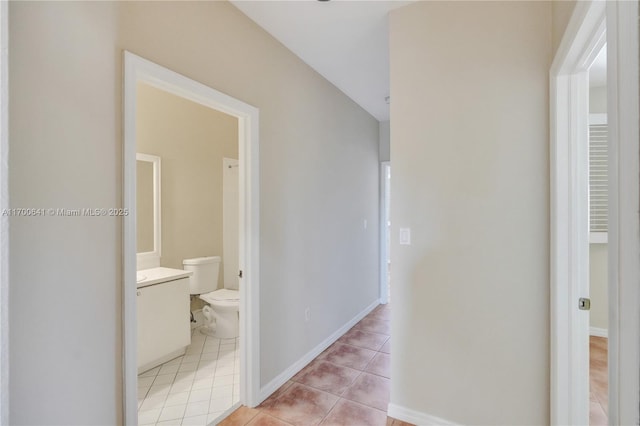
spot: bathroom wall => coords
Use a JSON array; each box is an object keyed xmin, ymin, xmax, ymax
[
  {"xmin": 590, "ymin": 243, "xmax": 608, "ymax": 331},
  {"xmin": 390, "ymin": 1, "xmax": 551, "ymax": 423},
  {"xmin": 379, "ymin": 120, "xmax": 390, "ymax": 162},
  {"xmin": 590, "ymin": 86, "xmax": 607, "ymax": 113},
  {"xmin": 589, "ymin": 84, "xmax": 608, "ymax": 333},
  {"xmin": 9, "ymin": 1, "xmax": 380, "ymax": 424},
  {"xmin": 136, "ymin": 82, "xmax": 238, "ymax": 291}
]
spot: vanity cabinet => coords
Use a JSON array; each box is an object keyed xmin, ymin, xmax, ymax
[{"xmin": 137, "ymin": 275, "xmax": 191, "ymax": 373}]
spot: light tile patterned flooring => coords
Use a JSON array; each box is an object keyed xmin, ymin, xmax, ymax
[
  {"xmin": 137, "ymin": 329, "xmax": 240, "ymax": 426},
  {"xmin": 590, "ymin": 336, "xmax": 608, "ymax": 425},
  {"xmin": 139, "ymin": 305, "xmax": 607, "ymax": 425},
  {"xmin": 219, "ymin": 304, "xmax": 413, "ymax": 426}
]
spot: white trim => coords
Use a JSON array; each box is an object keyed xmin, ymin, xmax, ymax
[
  {"xmin": 606, "ymin": 1, "xmax": 640, "ymax": 424},
  {"xmin": 0, "ymin": 0, "xmax": 8, "ymax": 423},
  {"xmin": 590, "ymin": 327, "xmax": 608, "ymax": 338},
  {"xmin": 379, "ymin": 161, "xmax": 390, "ymax": 305},
  {"xmin": 550, "ymin": 1, "xmax": 606, "ymax": 424},
  {"xmin": 257, "ymin": 300, "xmax": 379, "ymax": 403},
  {"xmin": 123, "ymin": 51, "xmax": 261, "ymax": 425},
  {"xmin": 387, "ymin": 403, "xmax": 460, "ymax": 426},
  {"xmin": 135, "ymin": 153, "xmax": 161, "ymax": 270}
]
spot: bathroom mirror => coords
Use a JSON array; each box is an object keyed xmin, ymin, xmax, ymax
[{"xmin": 136, "ymin": 153, "xmax": 161, "ymax": 269}]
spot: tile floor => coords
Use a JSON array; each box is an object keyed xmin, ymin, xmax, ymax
[
  {"xmin": 590, "ymin": 336, "xmax": 608, "ymax": 425},
  {"xmin": 208, "ymin": 307, "xmax": 608, "ymax": 426},
  {"xmin": 137, "ymin": 328, "xmax": 240, "ymax": 426},
  {"xmin": 218, "ymin": 304, "xmax": 413, "ymax": 426}
]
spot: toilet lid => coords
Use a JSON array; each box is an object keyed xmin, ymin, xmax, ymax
[{"xmin": 201, "ymin": 288, "xmax": 239, "ymax": 302}]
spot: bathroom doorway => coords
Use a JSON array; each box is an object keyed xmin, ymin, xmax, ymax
[
  {"xmin": 123, "ymin": 52, "xmax": 260, "ymax": 425},
  {"xmin": 135, "ymin": 83, "xmax": 240, "ymax": 425}
]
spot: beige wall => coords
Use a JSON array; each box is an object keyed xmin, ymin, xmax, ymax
[
  {"xmin": 9, "ymin": 2, "xmax": 120, "ymax": 423},
  {"xmin": 389, "ymin": 2, "xmax": 551, "ymax": 424},
  {"xmin": 590, "ymin": 244, "xmax": 608, "ymax": 330},
  {"xmin": 589, "ymin": 85, "xmax": 608, "ymax": 331},
  {"xmin": 552, "ymin": 0, "xmax": 576, "ymax": 55},
  {"xmin": 9, "ymin": 1, "xmax": 380, "ymax": 424},
  {"xmin": 590, "ymin": 85, "xmax": 607, "ymax": 114},
  {"xmin": 136, "ymin": 83, "xmax": 238, "ymax": 287}
]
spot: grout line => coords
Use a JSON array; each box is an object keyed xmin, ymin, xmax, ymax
[
  {"xmin": 224, "ymin": 307, "xmax": 393, "ymax": 426},
  {"xmin": 137, "ymin": 328, "xmax": 239, "ymax": 424}
]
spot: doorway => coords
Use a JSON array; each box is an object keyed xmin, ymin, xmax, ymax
[
  {"xmin": 123, "ymin": 52, "xmax": 261, "ymax": 425},
  {"xmin": 549, "ymin": 2, "xmax": 605, "ymax": 424},
  {"xmin": 135, "ymin": 83, "xmax": 241, "ymax": 425},
  {"xmin": 551, "ymin": 1, "xmax": 640, "ymax": 424}
]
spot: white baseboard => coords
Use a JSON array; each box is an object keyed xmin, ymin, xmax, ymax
[
  {"xmin": 387, "ymin": 403, "xmax": 460, "ymax": 426},
  {"xmin": 590, "ymin": 327, "xmax": 608, "ymax": 338},
  {"xmin": 257, "ymin": 299, "xmax": 380, "ymax": 403}
]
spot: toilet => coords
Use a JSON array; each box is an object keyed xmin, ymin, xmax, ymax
[{"xmin": 182, "ymin": 256, "xmax": 239, "ymax": 338}]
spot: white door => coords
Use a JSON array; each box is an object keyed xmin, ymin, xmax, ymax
[{"xmin": 223, "ymin": 157, "xmax": 239, "ymax": 290}]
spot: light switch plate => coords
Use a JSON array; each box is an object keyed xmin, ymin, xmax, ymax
[{"xmin": 400, "ymin": 228, "xmax": 411, "ymax": 245}]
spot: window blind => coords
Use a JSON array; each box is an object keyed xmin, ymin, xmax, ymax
[{"xmin": 589, "ymin": 116, "xmax": 608, "ymax": 234}]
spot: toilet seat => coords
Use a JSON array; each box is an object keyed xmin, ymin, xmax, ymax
[{"xmin": 199, "ymin": 288, "xmax": 239, "ymax": 304}]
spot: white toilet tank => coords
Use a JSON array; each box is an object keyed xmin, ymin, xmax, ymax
[{"xmin": 182, "ymin": 256, "xmax": 220, "ymax": 295}]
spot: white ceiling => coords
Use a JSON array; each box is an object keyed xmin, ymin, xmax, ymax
[
  {"xmin": 231, "ymin": 2, "xmax": 606, "ymax": 118},
  {"xmin": 230, "ymin": 0, "xmax": 411, "ymax": 122}
]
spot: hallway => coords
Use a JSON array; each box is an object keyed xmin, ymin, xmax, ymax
[
  {"xmin": 590, "ymin": 336, "xmax": 608, "ymax": 425},
  {"xmin": 219, "ymin": 304, "xmax": 410, "ymax": 425}
]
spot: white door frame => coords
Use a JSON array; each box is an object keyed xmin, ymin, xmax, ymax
[
  {"xmin": 552, "ymin": 1, "xmax": 640, "ymax": 424},
  {"xmin": 123, "ymin": 52, "xmax": 261, "ymax": 425},
  {"xmin": 379, "ymin": 161, "xmax": 390, "ymax": 304},
  {"xmin": 550, "ymin": 1, "xmax": 605, "ymax": 424},
  {"xmin": 606, "ymin": 1, "xmax": 640, "ymax": 424},
  {"xmin": 0, "ymin": 0, "xmax": 8, "ymax": 423}
]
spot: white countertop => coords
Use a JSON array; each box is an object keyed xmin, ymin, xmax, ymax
[{"xmin": 136, "ymin": 267, "xmax": 192, "ymax": 289}]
